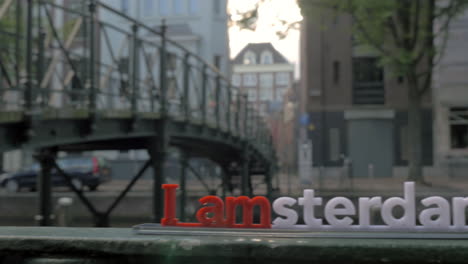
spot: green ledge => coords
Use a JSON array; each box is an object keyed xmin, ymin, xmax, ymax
[
  {"xmin": 41, "ymin": 108, "xmax": 89, "ymax": 120},
  {"xmin": 99, "ymin": 109, "xmax": 133, "ymax": 119},
  {"xmin": 0, "ymin": 227, "xmax": 468, "ymax": 263},
  {"xmin": 0, "ymin": 111, "xmax": 24, "ymax": 123}
]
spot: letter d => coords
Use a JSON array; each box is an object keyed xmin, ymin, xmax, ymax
[{"xmin": 381, "ymin": 182, "xmax": 416, "ymax": 228}]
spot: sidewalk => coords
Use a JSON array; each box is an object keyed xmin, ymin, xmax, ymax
[{"xmin": 276, "ymin": 173, "xmax": 468, "ymax": 197}]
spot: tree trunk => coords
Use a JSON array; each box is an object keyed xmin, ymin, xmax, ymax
[{"xmin": 406, "ymin": 73, "xmax": 424, "ymax": 183}]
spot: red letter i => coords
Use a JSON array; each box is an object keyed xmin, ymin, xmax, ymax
[{"xmin": 161, "ymin": 184, "xmax": 179, "ymax": 226}]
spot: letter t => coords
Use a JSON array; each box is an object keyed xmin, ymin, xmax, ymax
[{"xmin": 299, "ymin": 190, "xmax": 323, "ymax": 227}]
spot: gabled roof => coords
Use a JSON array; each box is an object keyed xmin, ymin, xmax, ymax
[{"xmin": 232, "ymin": 43, "xmax": 289, "ymax": 65}]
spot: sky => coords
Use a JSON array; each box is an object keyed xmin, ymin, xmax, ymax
[{"xmin": 228, "ymin": 0, "xmax": 303, "ymax": 66}]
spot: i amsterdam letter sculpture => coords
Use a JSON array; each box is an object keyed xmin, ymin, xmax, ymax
[{"xmin": 161, "ymin": 182, "xmax": 468, "ymax": 231}]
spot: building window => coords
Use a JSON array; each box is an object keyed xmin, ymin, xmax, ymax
[
  {"xmin": 275, "ymin": 72, "xmax": 290, "ymax": 86},
  {"xmin": 276, "ymin": 87, "xmax": 286, "ymax": 101},
  {"xmin": 143, "ymin": 0, "xmax": 154, "ymax": 16},
  {"xmin": 214, "ymin": 55, "xmax": 221, "ymax": 70},
  {"xmin": 333, "ymin": 60, "xmax": 340, "ymax": 84},
  {"xmin": 189, "ymin": 0, "xmax": 198, "ymax": 14},
  {"xmin": 329, "ymin": 128, "xmax": 340, "ymax": 161},
  {"xmin": 213, "ymin": 0, "xmax": 221, "ymax": 14},
  {"xmin": 247, "ymin": 88, "xmax": 257, "ymax": 102},
  {"xmin": 243, "ymin": 51, "xmax": 256, "ymax": 65},
  {"xmin": 174, "ymin": 0, "xmax": 184, "ymax": 14},
  {"xmin": 261, "ymin": 51, "xmax": 273, "ymax": 64},
  {"xmin": 159, "ymin": 0, "xmax": 169, "ymax": 15},
  {"xmin": 259, "ymin": 86, "xmax": 273, "ymax": 101},
  {"xmin": 243, "ymin": 73, "xmax": 257, "ymax": 87},
  {"xmin": 398, "ymin": 75, "xmax": 404, "ymax": 84},
  {"xmin": 232, "ymin": 74, "xmax": 241, "ymax": 86},
  {"xmin": 450, "ymin": 107, "xmax": 468, "ymax": 149},
  {"xmin": 260, "ymin": 73, "xmax": 273, "ymax": 88},
  {"xmin": 259, "ymin": 73, "xmax": 273, "ymax": 101},
  {"xmin": 121, "ymin": 0, "xmax": 129, "ymax": 15},
  {"xmin": 352, "ymin": 57, "xmax": 384, "ymax": 105},
  {"xmin": 400, "ymin": 126, "xmax": 408, "ymax": 161}
]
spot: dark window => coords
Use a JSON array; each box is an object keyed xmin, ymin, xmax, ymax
[
  {"xmin": 121, "ymin": 0, "xmax": 129, "ymax": 15},
  {"xmin": 333, "ymin": 61, "xmax": 340, "ymax": 84},
  {"xmin": 398, "ymin": 75, "xmax": 404, "ymax": 84},
  {"xmin": 450, "ymin": 107, "xmax": 468, "ymax": 149},
  {"xmin": 352, "ymin": 57, "xmax": 384, "ymax": 105},
  {"xmin": 213, "ymin": 0, "xmax": 221, "ymax": 14},
  {"xmin": 214, "ymin": 55, "xmax": 221, "ymax": 70}
]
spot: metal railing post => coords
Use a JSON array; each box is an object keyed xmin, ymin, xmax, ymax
[
  {"xmin": 201, "ymin": 65, "xmax": 207, "ymax": 125},
  {"xmin": 227, "ymin": 85, "xmax": 231, "ymax": 132},
  {"xmin": 183, "ymin": 53, "xmax": 190, "ymax": 121},
  {"xmin": 15, "ymin": 0, "xmax": 21, "ymax": 90},
  {"xmin": 244, "ymin": 95, "xmax": 248, "ymax": 138},
  {"xmin": 215, "ymin": 76, "xmax": 220, "ymax": 129},
  {"xmin": 25, "ymin": 0, "xmax": 33, "ymax": 111},
  {"xmin": 236, "ymin": 93, "xmax": 241, "ymax": 134},
  {"xmin": 37, "ymin": 30, "xmax": 46, "ymax": 107},
  {"xmin": 159, "ymin": 20, "xmax": 168, "ymax": 117},
  {"xmin": 131, "ymin": 24, "xmax": 139, "ymax": 115},
  {"xmin": 88, "ymin": 0, "xmax": 97, "ymax": 112}
]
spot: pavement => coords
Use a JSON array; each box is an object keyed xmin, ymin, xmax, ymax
[{"xmin": 277, "ymin": 173, "xmax": 468, "ymax": 197}]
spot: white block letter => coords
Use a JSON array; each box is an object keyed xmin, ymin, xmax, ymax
[
  {"xmin": 299, "ymin": 190, "xmax": 323, "ymax": 227},
  {"xmin": 359, "ymin": 197, "xmax": 382, "ymax": 227},
  {"xmin": 325, "ymin": 197, "xmax": 355, "ymax": 227},
  {"xmin": 419, "ymin": 196, "xmax": 450, "ymax": 228},
  {"xmin": 272, "ymin": 197, "xmax": 298, "ymax": 228},
  {"xmin": 381, "ymin": 182, "xmax": 416, "ymax": 228},
  {"xmin": 453, "ymin": 197, "xmax": 468, "ymax": 228}
]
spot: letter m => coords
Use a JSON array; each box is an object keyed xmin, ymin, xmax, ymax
[{"xmin": 225, "ymin": 196, "xmax": 271, "ymax": 228}]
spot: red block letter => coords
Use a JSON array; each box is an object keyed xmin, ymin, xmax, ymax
[
  {"xmin": 161, "ymin": 184, "xmax": 178, "ymax": 226},
  {"xmin": 196, "ymin": 196, "xmax": 225, "ymax": 227},
  {"xmin": 225, "ymin": 196, "xmax": 271, "ymax": 228}
]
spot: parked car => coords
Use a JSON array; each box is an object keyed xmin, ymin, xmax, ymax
[{"xmin": 0, "ymin": 156, "xmax": 112, "ymax": 192}]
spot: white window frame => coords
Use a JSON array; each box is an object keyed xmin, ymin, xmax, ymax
[
  {"xmin": 243, "ymin": 73, "xmax": 257, "ymax": 87},
  {"xmin": 121, "ymin": 0, "xmax": 129, "ymax": 15},
  {"xmin": 189, "ymin": 0, "xmax": 199, "ymax": 14},
  {"xmin": 247, "ymin": 88, "xmax": 257, "ymax": 102},
  {"xmin": 260, "ymin": 73, "xmax": 273, "ymax": 88},
  {"xmin": 259, "ymin": 85, "xmax": 273, "ymax": 101},
  {"xmin": 275, "ymin": 72, "xmax": 290, "ymax": 86},
  {"xmin": 174, "ymin": 0, "xmax": 184, "ymax": 14},
  {"xmin": 159, "ymin": 0, "xmax": 169, "ymax": 15},
  {"xmin": 261, "ymin": 50, "xmax": 273, "ymax": 64},
  {"xmin": 243, "ymin": 51, "xmax": 256, "ymax": 65},
  {"xmin": 232, "ymin": 74, "xmax": 241, "ymax": 87},
  {"xmin": 143, "ymin": 0, "xmax": 154, "ymax": 17}
]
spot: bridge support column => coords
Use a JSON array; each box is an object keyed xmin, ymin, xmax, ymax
[
  {"xmin": 241, "ymin": 150, "xmax": 251, "ymax": 196},
  {"xmin": 34, "ymin": 149, "xmax": 55, "ymax": 226},
  {"xmin": 266, "ymin": 165, "xmax": 273, "ymax": 200},
  {"xmin": 179, "ymin": 152, "xmax": 187, "ymax": 221},
  {"xmin": 148, "ymin": 135, "xmax": 168, "ymax": 224}
]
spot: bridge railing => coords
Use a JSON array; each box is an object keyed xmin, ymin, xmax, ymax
[{"xmin": 0, "ymin": 0, "xmax": 275, "ymax": 161}]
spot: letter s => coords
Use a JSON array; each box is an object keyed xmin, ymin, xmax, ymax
[{"xmin": 272, "ymin": 197, "xmax": 298, "ymax": 228}]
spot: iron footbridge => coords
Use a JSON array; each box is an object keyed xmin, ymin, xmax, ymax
[{"xmin": 0, "ymin": 0, "xmax": 277, "ymax": 226}]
